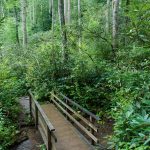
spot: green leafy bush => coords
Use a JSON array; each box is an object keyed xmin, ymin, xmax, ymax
[
  {"xmin": 0, "ymin": 109, "xmax": 17, "ymax": 150},
  {"xmin": 109, "ymin": 70, "xmax": 150, "ymax": 150}
]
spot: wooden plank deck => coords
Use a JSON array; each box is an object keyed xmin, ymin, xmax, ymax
[{"xmin": 41, "ymin": 103, "xmax": 93, "ymax": 150}]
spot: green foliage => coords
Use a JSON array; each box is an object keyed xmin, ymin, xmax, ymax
[
  {"xmin": 40, "ymin": 144, "xmax": 46, "ymax": 150},
  {"xmin": 0, "ymin": 109, "xmax": 18, "ymax": 150},
  {"xmin": 0, "ymin": 17, "xmax": 17, "ymax": 44},
  {"xmin": 121, "ymin": 1, "xmax": 150, "ymax": 46},
  {"xmin": 109, "ymin": 70, "xmax": 150, "ymax": 149},
  {"xmin": 0, "ymin": 46, "xmax": 26, "ymax": 149},
  {"xmin": 0, "ymin": 0, "xmax": 150, "ymax": 149},
  {"xmin": 27, "ymin": 0, "xmax": 51, "ymax": 33}
]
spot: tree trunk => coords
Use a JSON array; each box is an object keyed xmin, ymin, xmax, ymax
[
  {"xmin": 0, "ymin": 0, "xmax": 5, "ymax": 18},
  {"xmin": 41, "ymin": 4, "xmax": 44, "ymax": 29},
  {"xmin": 106, "ymin": 0, "xmax": 110, "ymax": 34},
  {"xmin": 67, "ymin": 0, "xmax": 70, "ymax": 24},
  {"xmin": 21, "ymin": 0, "xmax": 27, "ymax": 47},
  {"xmin": 14, "ymin": 7, "xmax": 20, "ymax": 44},
  {"xmin": 50, "ymin": 0, "xmax": 54, "ymax": 31},
  {"xmin": 58, "ymin": 0, "xmax": 68, "ymax": 62},
  {"xmin": 125, "ymin": 0, "xmax": 130, "ymax": 24},
  {"xmin": 112, "ymin": 0, "xmax": 119, "ymax": 52},
  {"xmin": 78, "ymin": 0, "xmax": 81, "ymax": 52},
  {"xmin": 52, "ymin": 0, "xmax": 54, "ymax": 32},
  {"xmin": 124, "ymin": 0, "xmax": 130, "ymax": 46},
  {"xmin": 49, "ymin": 0, "xmax": 52, "ymax": 29},
  {"xmin": 32, "ymin": 0, "xmax": 35, "ymax": 25},
  {"xmin": 64, "ymin": 0, "xmax": 68, "ymax": 24},
  {"xmin": 29, "ymin": 4, "xmax": 32, "ymax": 23}
]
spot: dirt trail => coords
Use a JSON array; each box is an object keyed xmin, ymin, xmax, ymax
[{"xmin": 11, "ymin": 96, "xmax": 43, "ymax": 150}]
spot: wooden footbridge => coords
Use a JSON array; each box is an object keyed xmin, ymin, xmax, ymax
[{"xmin": 29, "ymin": 90, "xmax": 100, "ymax": 150}]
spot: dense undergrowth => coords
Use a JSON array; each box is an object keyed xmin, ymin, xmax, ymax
[
  {"xmin": 0, "ymin": 0, "xmax": 150, "ymax": 150},
  {"xmin": 1, "ymin": 31, "xmax": 150, "ymax": 150},
  {"xmin": 0, "ymin": 60, "xmax": 26, "ymax": 149},
  {"xmin": 27, "ymin": 32, "xmax": 150, "ymax": 150}
]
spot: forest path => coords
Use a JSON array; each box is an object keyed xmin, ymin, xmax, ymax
[
  {"xmin": 41, "ymin": 103, "xmax": 93, "ymax": 150},
  {"xmin": 11, "ymin": 97, "xmax": 43, "ymax": 150}
]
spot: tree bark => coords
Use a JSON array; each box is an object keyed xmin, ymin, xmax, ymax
[
  {"xmin": 67, "ymin": 0, "xmax": 71, "ymax": 24},
  {"xmin": 14, "ymin": 7, "xmax": 20, "ymax": 44},
  {"xmin": 0, "ymin": 0, "xmax": 5, "ymax": 18},
  {"xmin": 21, "ymin": 0, "xmax": 27, "ymax": 47},
  {"xmin": 41, "ymin": 4, "xmax": 44, "ymax": 29},
  {"xmin": 106, "ymin": 0, "xmax": 110, "ymax": 34},
  {"xmin": 32, "ymin": 0, "xmax": 35, "ymax": 25},
  {"xmin": 112, "ymin": 0, "xmax": 119, "ymax": 52},
  {"xmin": 58, "ymin": 0, "xmax": 68, "ymax": 62},
  {"xmin": 64, "ymin": 0, "xmax": 68, "ymax": 24},
  {"xmin": 78, "ymin": 0, "xmax": 81, "ymax": 52},
  {"xmin": 125, "ymin": 0, "xmax": 130, "ymax": 24},
  {"xmin": 50, "ymin": 0, "xmax": 54, "ymax": 31},
  {"xmin": 29, "ymin": 4, "xmax": 32, "ymax": 23},
  {"xmin": 124, "ymin": 0, "xmax": 130, "ymax": 46}
]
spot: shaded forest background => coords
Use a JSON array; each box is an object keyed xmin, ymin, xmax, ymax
[{"xmin": 0, "ymin": 0, "xmax": 150, "ymax": 149}]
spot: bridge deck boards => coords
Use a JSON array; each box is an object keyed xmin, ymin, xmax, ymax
[{"xmin": 41, "ymin": 103, "xmax": 93, "ymax": 150}]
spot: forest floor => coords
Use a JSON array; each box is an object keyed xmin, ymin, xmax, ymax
[{"xmin": 11, "ymin": 97, "xmax": 43, "ymax": 150}]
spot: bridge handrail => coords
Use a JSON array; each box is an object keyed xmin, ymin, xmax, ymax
[
  {"xmin": 58, "ymin": 92, "xmax": 100, "ymax": 121},
  {"xmin": 28, "ymin": 89, "xmax": 57, "ymax": 150},
  {"xmin": 50, "ymin": 90, "xmax": 100, "ymax": 145}
]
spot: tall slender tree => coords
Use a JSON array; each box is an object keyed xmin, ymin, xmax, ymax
[
  {"xmin": 0, "ymin": 0, "xmax": 5, "ymax": 18},
  {"xmin": 14, "ymin": 6, "xmax": 20, "ymax": 44},
  {"xmin": 125, "ymin": 0, "xmax": 130, "ymax": 25},
  {"xmin": 51, "ymin": 0, "xmax": 54, "ymax": 31},
  {"xmin": 78, "ymin": 0, "xmax": 81, "ymax": 52},
  {"xmin": 124, "ymin": 0, "xmax": 130, "ymax": 46},
  {"xmin": 29, "ymin": 3, "xmax": 32, "ymax": 23},
  {"xmin": 64, "ymin": 0, "xmax": 68, "ymax": 24},
  {"xmin": 112, "ymin": 0, "xmax": 119, "ymax": 52},
  {"xmin": 21, "ymin": 0, "xmax": 27, "ymax": 47},
  {"xmin": 32, "ymin": 0, "xmax": 35, "ymax": 25},
  {"xmin": 106, "ymin": 0, "xmax": 110, "ymax": 34},
  {"xmin": 67, "ymin": 0, "xmax": 70, "ymax": 24},
  {"xmin": 58, "ymin": 0, "xmax": 68, "ymax": 62}
]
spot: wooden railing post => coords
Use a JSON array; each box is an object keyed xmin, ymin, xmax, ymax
[
  {"xmin": 65, "ymin": 99, "xmax": 69, "ymax": 120},
  {"xmin": 29, "ymin": 94, "xmax": 32, "ymax": 117},
  {"xmin": 90, "ymin": 116, "xmax": 95, "ymax": 145},
  {"xmin": 51, "ymin": 91, "xmax": 54, "ymax": 103},
  {"xmin": 35, "ymin": 105, "xmax": 38, "ymax": 129},
  {"xmin": 47, "ymin": 126, "xmax": 52, "ymax": 150}
]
